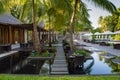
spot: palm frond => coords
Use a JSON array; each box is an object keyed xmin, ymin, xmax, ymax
[
  {"xmin": 0, "ymin": 2, "xmax": 5, "ymax": 14},
  {"xmin": 91, "ymin": 0, "xmax": 117, "ymax": 13},
  {"xmin": 80, "ymin": 1, "xmax": 90, "ymax": 18}
]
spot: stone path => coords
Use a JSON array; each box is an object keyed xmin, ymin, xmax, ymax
[{"xmin": 51, "ymin": 44, "xmax": 68, "ymax": 75}]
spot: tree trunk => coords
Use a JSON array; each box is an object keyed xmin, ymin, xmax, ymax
[
  {"xmin": 32, "ymin": 0, "xmax": 41, "ymax": 54},
  {"xmin": 49, "ymin": 16, "xmax": 52, "ymax": 47},
  {"xmin": 70, "ymin": 0, "xmax": 79, "ymax": 51}
]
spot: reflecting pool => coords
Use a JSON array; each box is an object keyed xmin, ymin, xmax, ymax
[{"xmin": 84, "ymin": 52, "xmax": 120, "ymax": 75}]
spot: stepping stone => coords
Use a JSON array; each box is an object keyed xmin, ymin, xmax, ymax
[
  {"xmin": 54, "ymin": 61, "xmax": 66, "ymax": 64},
  {"xmin": 54, "ymin": 60, "xmax": 66, "ymax": 62},
  {"xmin": 52, "ymin": 67, "xmax": 68, "ymax": 72},
  {"xmin": 51, "ymin": 71, "xmax": 68, "ymax": 75},
  {"xmin": 52, "ymin": 65, "xmax": 67, "ymax": 68}
]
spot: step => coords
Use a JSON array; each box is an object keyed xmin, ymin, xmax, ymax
[
  {"xmin": 52, "ymin": 64, "xmax": 68, "ymax": 67},
  {"xmin": 54, "ymin": 57, "xmax": 66, "ymax": 59},
  {"xmin": 55, "ymin": 55, "xmax": 65, "ymax": 56},
  {"xmin": 52, "ymin": 63, "xmax": 67, "ymax": 66},
  {"xmin": 54, "ymin": 61, "xmax": 66, "ymax": 64},
  {"xmin": 52, "ymin": 65, "xmax": 67, "ymax": 68},
  {"xmin": 54, "ymin": 60, "xmax": 66, "ymax": 62},
  {"xmin": 52, "ymin": 68, "xmax": 68, "ymax": 72},
  {"xmin": 50, "ymin": 71, "xmax": 69, "ymax": 75},
  {"xmin": 55, "ymin": 57, "xmax": 65, "ymax": 59},
  {"xmin": 55, "ymin": 55, "xmax": 65, "ymax": 57}
]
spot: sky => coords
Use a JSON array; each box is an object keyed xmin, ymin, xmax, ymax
[{"xmin": 82, "ymin": 0, "xmax": 120, "ymax": 29}]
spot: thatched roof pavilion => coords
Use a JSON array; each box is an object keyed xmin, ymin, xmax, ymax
[{"xmin": 0, "ymin": 13, "xmax": 48, "ymax": 45}]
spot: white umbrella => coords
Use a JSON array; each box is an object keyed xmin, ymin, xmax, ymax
[
  {"xmin": 102, "ymin": 31, "xmax": 114, "ymax": 35},
  {"xmin": 114, "ymin": 30, "xmax": 120, "ymax": 34},
  {"xmin": 94, "ymin": 32, "xmax": 101, "ymax": 35},
  {"xmin": 94, "ymin": 32, "xmax": 101, "ymax": 40}
]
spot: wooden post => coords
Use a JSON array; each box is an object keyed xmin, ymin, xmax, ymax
[
  {"xmin": 2, "ymin": 27, "xmax": 5, "ymax": 44},
  {"xmin": 38, "ymin": 30, "xmax": 40, "ymax": 41},
  {"xmin": 23, "ymin": 29, "xmax": 25, "ymax": 42},
  {"xmin": 10, "ymin": 55, "xmax": 13, "ymax": 73},
  {"xmin": 49, "ymin": 59, "xmax": 51, "ymax": 74},
  {"xmin": 0, "ymin": 28, "xmax": 1, "ymax": 44},
  {"xmin": 4, "ymin": 28, "xmax": 8, "ymax": 44},
  {"xmin": 9, "ymin": 26, "xmax": 12, "ymax": 50}
]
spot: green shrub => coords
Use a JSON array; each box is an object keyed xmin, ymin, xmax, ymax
[
  {"xmin": 31, "ymin": 51, "xmax": 50, "ymax": 57},
  {"xmin": 112, "ymin": 34, "xmax": 120, "ymax": 40},
  {"xmin": 73, "ymin": 49, "xmax": 88, "ymax": 56}
]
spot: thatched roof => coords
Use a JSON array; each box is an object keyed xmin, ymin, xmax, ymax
[
  {"xmin": 0, "ymin": 13, "xmax": 47, "ymax": 31},
  {"xmin": 0, "ymin": 13, "xmax": 21, "ymax": 24}
]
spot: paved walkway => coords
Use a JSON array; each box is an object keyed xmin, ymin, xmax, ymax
[
  {"xmin": 51, "ymin": 43, "xmax": 68, "ymax": 75},
  {"xmin": 74, "ymin": 40, "xmax": 120, "ymax": 56}
]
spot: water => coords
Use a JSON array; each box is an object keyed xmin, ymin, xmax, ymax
[
  {"xmin": 84, "ymin": 52, "xmax": 120, "ymax": 75},
  {"xmin": 0, "ymin": 52, "xmax": 45, "ymax": 74}
]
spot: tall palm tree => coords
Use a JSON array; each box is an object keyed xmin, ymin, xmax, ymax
[
  {"xmin": 0, "ymin": 0, "xmax": 12, "ymax": 14},
  {"xmin": 32, "ymin": 0, "xmax": 41, "ymax": 53},
  {"xmin": 0, "ymin": 1, "xmax": 5, "ymax": 14},
  {"xmin": 69, "ymin": 0, "xmax": 117, "ymax": 50}
]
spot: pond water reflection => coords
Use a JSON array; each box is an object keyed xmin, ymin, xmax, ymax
[{"xmin": 84, "ymin": 52, "xmax": 120, "ymax": 75}]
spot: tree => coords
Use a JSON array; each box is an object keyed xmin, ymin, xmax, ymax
[
  {"xmin": 32, "ymin": 0, "xmax": 41, "ymax": 54},
  {"xmin": 98, "ymin": 8, "xmax": 120, "ymax": 32},
  {"xmin": 1, "ymin": 0, "xmax": 117, "ymax": 52},
  {"xmin": 69, "ymin": 0, "xmax": 116, "ymax": 50},
  {"xmin": 0, "ymin": 1, "xmax": 5, "ymax": 14},
  {"xmin": 110, "ymin": 8, "xmax": 120, "ymax": 31},
  {"xmin": 98, "ymin": 16, "xmax": 108, "ymax": 32}
]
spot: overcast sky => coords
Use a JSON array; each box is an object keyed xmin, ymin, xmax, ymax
[{"xmin": 82, "ymin": 0, "xmax": 120, "ymax": 29}]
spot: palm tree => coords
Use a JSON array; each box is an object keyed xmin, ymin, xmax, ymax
[
  {"xmin": 0, "ymin": 0, "xmax": 12, "ymax": 14},
  {"xmin": 32, "ymin": 0, "xmax": 41, "ymax": 54},
  {"xmin": 69, "ymin": 0, "xmax": 116, "ymax": 51},
  {"xmin": 0, "ymin": 1, "xmax": 5, "ymax": 14}
]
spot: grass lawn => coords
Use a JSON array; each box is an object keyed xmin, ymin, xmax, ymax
[{"xmin": 0, "ymin": 74, "xmax": 120, "ymax": 80}]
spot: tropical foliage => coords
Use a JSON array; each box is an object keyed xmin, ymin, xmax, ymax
[
  {"xmin": 73, "ymin": 49, "xmax": 88, "ymax": 56},
  {"xmin": 99, "ymin": 8, "xmax": 120, "ymax": 32},
  {"xmin": 0, "ymin": 0, "xmax": 117, "ymax": 52}
]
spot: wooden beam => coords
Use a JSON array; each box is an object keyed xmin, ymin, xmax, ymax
[
  {"xmin": 9, "ymin": 26, "xmax": 12, "ymax": 44},
  {"xmin": 9, "ymin": 26, "xmax": 12, "ymax": 50},
  {"xmin": 0, "ymin": 27, "xmax": 1, "ymax": 44},
  {"xmin": 2, "ymin": 27, "xmax": 4, "ymax": 44}
]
